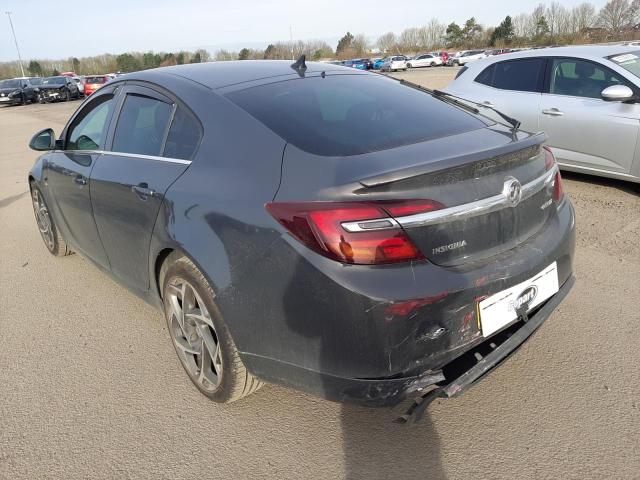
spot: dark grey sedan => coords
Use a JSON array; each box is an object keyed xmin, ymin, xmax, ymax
[{"xmin": 28, "ymin": 59, "xmax": 575, "ymax": 423}]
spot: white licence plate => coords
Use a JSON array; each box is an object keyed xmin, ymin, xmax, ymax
[
  {"xmin": 478, "ymin": 262, "xmax": 559, "ymax": 337},
  {"xmin": 0, "ymin": 97, "xmax": 9, "ymax": 102}
]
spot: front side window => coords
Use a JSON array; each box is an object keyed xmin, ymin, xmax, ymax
[
  {"xmin": 549, "ymin": 58, "xmax": 628, "ymax": 99},
  {"xmin": 112, "ymin": 94, "xmax": 173, "ymax": 156},
  {"xmin": 476, "ymin": 58, "xmax": 544, "ymax": 92},
  {"xmin": 67, "ymin": 95, "xmax": 114, "ymax": 151}
]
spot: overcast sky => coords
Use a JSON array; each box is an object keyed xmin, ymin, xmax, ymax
[{"xmin": 0, "ymin": 0, "xmax": 609, "ymax": 61}]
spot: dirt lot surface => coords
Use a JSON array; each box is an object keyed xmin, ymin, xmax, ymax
[{"xmin": 1, "ymin": 67, "xmax": 639, "ymax": 479}]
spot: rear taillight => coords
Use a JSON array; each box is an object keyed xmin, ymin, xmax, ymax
[
  {"xmin": 266, "ymin": 200, "xmax": 442, "ymax": 265},
  {"xmin": 543, "ymin": 146, "xmax": 564, "ymax": 202}
]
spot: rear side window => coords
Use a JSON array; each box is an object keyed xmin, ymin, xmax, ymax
[
  {"xmin": 226, "ymin": 74, "xmax": 487, "ymax": 156},
  {"xmin": 476, "ymin": 58, "xmax": 544, "ymax": 92},
  {"xmin": 112, "ymin": 94, "xmax": 173, "ymax": 156},
  {"xmin": 164, "ymin": 107, "xmax": 202, "ymax": 160}
]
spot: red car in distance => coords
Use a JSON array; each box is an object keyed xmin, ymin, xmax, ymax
[{"xmin": 83, "ymin": 75, "xmax": 111, "ymax": 96}]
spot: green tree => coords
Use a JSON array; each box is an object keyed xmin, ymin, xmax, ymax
[
  {"xmin": 238, "ymin": 48, "xmax": 251, "ymax": 60},
  {"xmin": 142, "ymin": 52, "xmax": 161, "ymax": 69},
  {"xmin": 264, "ymin": 44, "xmax": 276, "ymax": 59},
  {"xmin": 191, "ymin": 52, "xmax": 202, "ymax": 63},
  {"xmin": 176, "ymin": 52, "xmax": 186, "ymax": 65},
  {"xmin": 28, "ymin": 60, "xmax": 43, "ymax": 76},
  {"xmin": 462, "ymin": 17, "xmax": 483, "ymax": 42},
  {"xmin": 336, "ymin": 32, "xmax": 355, "ymax": 54},
  {"xmin": 51, "ymin": 68, "xmax": 60, "ymax": 76},
  {"xmin": 116, "ymin": 53, "xmax": 141, "ymax": 72},
  {"xmin": 490, "ymin": 15, "xmax": 515, "ymax": 45},
  {"xmin": 71, "ymin": 57, "xmax": 80, "ymax": 73},
  {"xmin": 535, "ymin": 15, "xmax": 550, "ymax": 43},
  {"xmin": 445, "ymin": 22, "xmax": 463, "ymax": 46}
]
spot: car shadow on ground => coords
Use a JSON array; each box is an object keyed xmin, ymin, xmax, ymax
[
  {"xmin": 561, "ymin": 170, "xmax": 639, "ymax": 195},
  {"xmin": 281, "ymin": 257, "xmax": 445, "ymax": 479},
  {"xmin": 340, "ymin": 404, "xmax": 445, "ymax": 480}
]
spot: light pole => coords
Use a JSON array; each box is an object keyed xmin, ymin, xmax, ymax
[{"xmin": 5, "ymin": 12, "xmax": 26, "ymax": 77}]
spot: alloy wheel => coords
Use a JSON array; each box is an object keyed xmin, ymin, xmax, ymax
[
  {"xmin": 165, "ymin": 277, "xmax": 223, "ymax": 392},
  {"xmin": 31, "ymin": 189, "xmax": 55, "ymax": 251}
]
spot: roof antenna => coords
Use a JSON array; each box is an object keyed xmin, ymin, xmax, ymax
[{"xmin": 291, "ymin": 54, "xmax": 307, "ymax": 77}]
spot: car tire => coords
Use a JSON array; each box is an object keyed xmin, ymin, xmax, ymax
[
  {"xmin": 160, "ymin": 253, "xmax": 263, "ymax": 403},
  {"xmin": 19, "ymin": 93, "xmax": 26, "ymax": 106},
  {"xmin": 430, "ymin": 62, "xmax": 436, "ymax": 67},
  {"xmin": 64, "ymin": 89, "xmax": 71, "ymax": 101},
  {"xmin": 407, "ymin": 63, "xmax": 412, "ymax": 68},
  {"xmin": 30, "ymin": 182, "xmax": 73, "ymax": 257}
]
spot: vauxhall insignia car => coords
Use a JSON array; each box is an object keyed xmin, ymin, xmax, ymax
[
  {"xmin": 28, "ymin": 58, "xmax": 575, "ymax": 422},
  {"xmin": 446, "ymin": 45, "xmax": 640, "ymax": 184}
]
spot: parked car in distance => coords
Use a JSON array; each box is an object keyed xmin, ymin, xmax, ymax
[
  {"xmin": 446, "ymin": 45, "xmax": 640, "ymax": 184},
  {"xmin": 0, "ymin": 77, "xmax": 37, "ymax": 105},
  {"xmin": 372, "ymin": 58, "xmax": 385, "ymax": 69},
  {"xmin": 448, "ymin": 50, "xmax": 488, "ymax": 66},
  {"xmin": 436, "ymin": 51, "xmax": 449, "ymax": 64},
  {"xmin": 39, "ymin": 76, "xmax": 81, "ymax": 102},
  {"xmin": 72, "ymin": 77, "xmax": 85, "ymax": 96},
  {"xmin": 26, "ymin": 60, "xmax": 575, "ymax": 421},
  {"xmin": 344, "ymin": 58, "xmax": 372, "ymax": 70},
  {"xmin": 83, "ymin": 75, "xmax": 111, "ymax": 96},
  {"xmin": 407, "ymin": 53, "xmax": 443, "ymax": 68},
  {"xmin": 380, "ymin": 55, "xmax": 407, "ymax": 71}
]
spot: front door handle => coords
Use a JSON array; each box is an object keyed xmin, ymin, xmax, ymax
[
  {"xmin": 542, "ymin": 108, "xmax": 564, "ymax": 116},
  {"xmin": 74, "ymin": 175, "xmax": 87, "ymax": 186},
  {"xmin": 482, "ymin": 101, "xmax": 495, "ymax": 108},
  {"xmin": 132, "ymin": 182, "xmax": 156, "ymax": 199}
]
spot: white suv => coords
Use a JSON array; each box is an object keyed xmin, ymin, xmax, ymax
[{"xmin": 380, "ymin": 56, "xmax": 407, "ymax": 72}]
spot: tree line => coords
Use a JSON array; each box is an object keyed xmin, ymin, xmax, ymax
[{"xmin": 1, "ymin": 0, "xmax": 639, "ymax": 80}]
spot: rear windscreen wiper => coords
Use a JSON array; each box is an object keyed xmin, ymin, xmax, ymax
[
  {"xmin": 398, "ymin": 78, "xmax": 479, "ymax": 115},
  {"xmin": 433, "ymin": 89, "xmax": 522, "ymax": 133}
]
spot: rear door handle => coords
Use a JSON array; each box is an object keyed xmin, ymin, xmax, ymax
[
  {"xmin": 542, "ymin": 108, "xmax": 564, "ymax": 116},
  {"xmin": 132, "ymin": 183, "xmax": 156, "ymax": 199},
  {"xmin": 74, "ymin": 175, "xmax": 87, "ymax": 186}
]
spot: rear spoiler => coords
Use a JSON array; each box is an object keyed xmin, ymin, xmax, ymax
[{"xmin": 359, "ymin": 131, "xmax": 547, "ymax": 188}]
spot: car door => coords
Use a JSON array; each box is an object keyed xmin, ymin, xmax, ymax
[
  {"xmin": 470, "ymin": 57, "xmax": 545, "ymax": 133},
  {"xmin": 89, "ymin": 84, "xmax": 198, "ymax": 292},
  {"xmin": 21, "ymin": 80, "xmax": 35, "ymax": 102},
  {"xmin": 42, "ymin": 89, "xmax": 117, "ymax": 268},
  {"xmin": 539, "ymin": 57, "xmax": 640, "ymax": 174}
]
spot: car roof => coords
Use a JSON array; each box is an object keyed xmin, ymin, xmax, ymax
[
  {"xmin": 125, "ymin": 60, "xmax": 357, "ymax": 90},
  {"xmin": 472, "ymin": 44, "xmax": 638, "ymax": 65}
]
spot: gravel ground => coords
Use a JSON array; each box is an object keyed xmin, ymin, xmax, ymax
[{"xmin": 0, "ymin": 68, "xmax": 639, "ymax": 480}]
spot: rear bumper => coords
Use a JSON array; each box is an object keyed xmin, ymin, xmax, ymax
[{"xmin": 398, "ymin": 275, "xmax": 575, "ymax": 422}]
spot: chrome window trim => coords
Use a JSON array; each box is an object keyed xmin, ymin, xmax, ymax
[
  {"xmin": 61, "ymin": 149, "xmax": 192, "ymax": 165},
  {"xmin": 341, "ymin": 166, "xmax": 557, "ymax": 232}
]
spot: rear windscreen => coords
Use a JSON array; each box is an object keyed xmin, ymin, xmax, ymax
[
  {"xmin": 226, "ymin": 74, "xmax": 487, "ymax": 156},
  {"xmin": 86, "ymin": 77, "xmax": 106, "ymax": 84}
]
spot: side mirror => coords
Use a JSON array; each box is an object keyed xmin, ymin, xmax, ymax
[
  {"xmin": 29, "ymin": 128, "xmax": 56, "ymax": 151},
  {"xmin": 601, "ymin": 84, "xmax": 635, "ymax": 102}
]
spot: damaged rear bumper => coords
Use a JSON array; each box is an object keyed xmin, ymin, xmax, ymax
[{"xmin": 397, "ymin": 275, "xmax": 575, "ymax": 424}]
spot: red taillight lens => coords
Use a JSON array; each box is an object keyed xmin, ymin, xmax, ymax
[
  {"xmin": 266, "ymin": 200, "xmax": 441, "ymax": 265},
  {"xmin": 553, "ymin": 170, "xmax": 563, "ymax": 202},
  {"xmin": 543, "ymin": 146, "xmax": 564, "ymax": 202}
]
